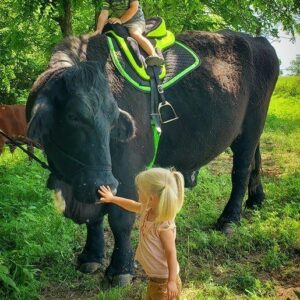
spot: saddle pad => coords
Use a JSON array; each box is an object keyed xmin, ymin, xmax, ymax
[{"xmin": 107, "ymin": 37, "xmax": 201, "ymax": 92}]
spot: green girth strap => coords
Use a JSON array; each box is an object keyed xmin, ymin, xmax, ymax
[{"xmin": 147, "ymin": 122, "xmax": 161, "ymax": 169}]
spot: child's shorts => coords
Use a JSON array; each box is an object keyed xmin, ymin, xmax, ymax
[
  {"xmin": 123, "ymin": 20, "xmax": 146, "ymax": 34},
  {"xmin": 145, "ymin": 275, "xmax": 182, "ymax": 300}
]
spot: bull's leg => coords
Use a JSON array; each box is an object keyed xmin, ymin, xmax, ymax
[
  {"xmin": 182, "ymin": 169, "xmax": 200, "ymax": 188},
  {"xmin": 217, "ymin": 136, "xmax": 259, "ymax": 231},
  {"xmin": 77, "ymin": 218, "xmax": 105, "ymax": 273},
  {"xmin": 106, "ymin": 205, "xmax": 135, "ymax": 285},
  {"xmin": 245, "ymin": 144, "xmax": 265, "ymax": 208}
]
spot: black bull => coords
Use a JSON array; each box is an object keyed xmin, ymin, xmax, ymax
[{"xmin": 26, "ymin": 30, "xmax": 279, "ymax": 282}]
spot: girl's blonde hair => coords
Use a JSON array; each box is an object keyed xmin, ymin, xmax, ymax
[{"xmin": 135, "ymin": 168, "xmax": 185, "ymax": 223}]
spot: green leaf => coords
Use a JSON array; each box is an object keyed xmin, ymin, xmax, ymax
[{"xmin": 0, "ymin": 265, "xmax": 19, "ymax": 292}]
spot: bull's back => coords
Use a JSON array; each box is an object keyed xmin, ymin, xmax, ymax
[
  {"xmin": 177, "ymin": 30, "xmax": 279, "ymax": 105},
  {"xmin": 158, "ymin": 31, "xmax": 278, "ymax": 168},
  {"xmin": 176, "ymin": 30, "xmax": 255, "ymax": 121},
  {"xmin": 166, "ymin": 31, "xmax": 254, "ymax": 162}
]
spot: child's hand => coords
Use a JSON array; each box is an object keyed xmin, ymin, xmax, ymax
[
  {"xmin": 108, "ymin": 17, "xmax": 122, "ymax": 24},
  {"xmin": 90, "ymin": 30, "xmax": 101, "ymax": 37},
  {"xmin": 167, "ymin": 280, "xmax": 178, "ymax": 299},
  {"xmin": 97, "ymin": 185, "xmax": 114, "ymax": 204}
]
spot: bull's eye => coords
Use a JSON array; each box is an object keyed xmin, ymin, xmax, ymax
[{"xmin": 67, "ymin": 113, "xmax": 78, "ymax": 122}]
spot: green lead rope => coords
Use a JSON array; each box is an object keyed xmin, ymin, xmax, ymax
[{"xmin": 147, "ymin": 121, "xmax": 161, "ymax": 169}]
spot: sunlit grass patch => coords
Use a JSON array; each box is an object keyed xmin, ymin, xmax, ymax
[{"xmin": 273, "ymin": 76, "xmax": 300, "ymax": 98}]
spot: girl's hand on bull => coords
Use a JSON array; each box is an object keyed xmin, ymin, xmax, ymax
[{"xmin": 97, "ymin": 185, "xmax": 114, "ymax": 203}]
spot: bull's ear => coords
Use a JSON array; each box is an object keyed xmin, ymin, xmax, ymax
[
  {"xmin": 111, "ymin": 109, "xmax": 136, "ymax": 142},
  {"xmin": 27, "ymin": 97, "xmax": 53, "ymax": 143}
]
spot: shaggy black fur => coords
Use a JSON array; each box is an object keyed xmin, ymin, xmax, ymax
[{"xmin": 26, "ymin": 30, "xmax": 279, "ymax": 281}]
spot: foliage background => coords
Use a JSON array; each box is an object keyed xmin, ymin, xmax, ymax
[{"xmin": 0, "ymin": 0, "xmax": 299, "ymax": 104}]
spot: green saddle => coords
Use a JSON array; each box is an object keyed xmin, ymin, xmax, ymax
[
  {"xmin": 104, "ymin": 17, "xmax": 200, "ymax": 92},
  {"xmin": 105, "ymin": 17, "xmax": 175, "ymax": 80}
]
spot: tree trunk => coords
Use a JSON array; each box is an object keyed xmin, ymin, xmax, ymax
[
  {"xmin": 255, "ymin": 25, "xmax": 262, "ymax": 36},
  {"xmin": 93, "ymin": 0, "xmax": 101, "ymax": 31},
  {"xmin": 57, "ymin": 0, "xmax": 73, "ymax": 37}
]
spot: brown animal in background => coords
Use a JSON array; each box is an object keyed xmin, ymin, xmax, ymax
[{"xmin": 0, "ymin": 104, "xmax": 35, "ymax": 155}]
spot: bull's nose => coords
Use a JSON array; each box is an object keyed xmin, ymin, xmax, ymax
[
  {"xmin": 111, "ymin": 187, "xmax": 117, "ymax": 196},
  {"xmin": 72, "ymin": 170, "xmax": 119, "ymax": 204},
  {"xmin": 96, "ymin": 186, "xmax": 117, "ymax": 196}
]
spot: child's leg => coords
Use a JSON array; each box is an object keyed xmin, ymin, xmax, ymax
[
  {"xmin": 129, "ymin": 28, "xmax": 165, "ymax": 66},
  {"xmin": 145, "ymin": 276, "xmax": 181, "ymax": 299},
  {"xmin": 128, "ymin": 28, "xmax": 157, "ymax": 56},
  {"xmin": 146, "ymin": 278, "xmax": 168, "ymax": 300}
]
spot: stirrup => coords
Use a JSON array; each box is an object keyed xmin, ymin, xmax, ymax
[{"xmin": 158, "ymin": 101, "xmax": 178, "ymax": 124}]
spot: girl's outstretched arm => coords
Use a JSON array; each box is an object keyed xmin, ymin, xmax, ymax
[
  {"xmin": 97, "ymin": 185, "xmax": 142, "ymax": 213},
  {"xmin": 160, "ymin": 229, "xmax": 179, "ymax": 299}
]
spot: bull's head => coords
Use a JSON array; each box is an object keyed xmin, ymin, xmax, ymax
[{"xmin": 27, "ymin": 62, "xmax": 136, "ymax": 204}]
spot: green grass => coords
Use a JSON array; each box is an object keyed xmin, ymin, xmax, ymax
[{"xmin": 0, "ymin": 76, "xmax": 299, "ymax": 299}]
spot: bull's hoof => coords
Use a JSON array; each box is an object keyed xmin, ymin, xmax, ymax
[
  {"xmin": 245, "ymin": 191, "xmax": 265, "ymax": 209},
  {"xmin": 215, "ymin": 219, "xmax": 236, "ymax": 236},
  {"xmin": 219, "ymin": 222, "xmax": 234, "ymax": 236},
  {"xmin": 245, "ymin": 199, "xmax": 263, "ymax": 209},
  {"xmin": 105, "ymin": 273, "xmax": 133, "ymax": 287},
  {"xmin": 113, "ymin": 274, "xmax": 133, "ymax": 286},
  {"xmin": 77, "ymin": 262, "xmax": 102, "ymax": 274}
]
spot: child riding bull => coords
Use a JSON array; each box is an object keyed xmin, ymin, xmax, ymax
[{"xmin": 95, "ymin": 0, "xmax": 165, "ymax": 66}]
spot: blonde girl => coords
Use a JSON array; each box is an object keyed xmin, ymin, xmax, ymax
[{"xmin": 98, "ymin": 167, "xmax": 184, "ymax": 300}]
